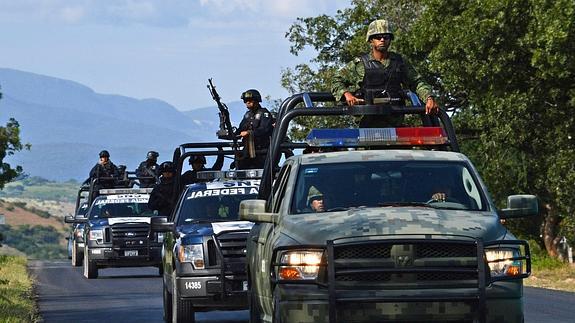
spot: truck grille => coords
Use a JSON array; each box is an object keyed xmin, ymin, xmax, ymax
[
  {"xmin": 331, "ymin": 240, "xmax": 479, "ymax": 286},
  {"xmin": 207, "ymin": 231, "xmax": 249, "ymax": 273},
  {"xmin": 110, "ymin": 223, "xmax": 150, "ymax": 248}
]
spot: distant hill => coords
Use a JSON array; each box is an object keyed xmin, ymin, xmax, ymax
[{"xmin": 0, "ymin": 68, "xmax": 253, "ymax": 181}]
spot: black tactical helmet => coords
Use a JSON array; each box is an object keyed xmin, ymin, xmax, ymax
[
  {"xmin": 189, "ymin": 155, "xmax": 207, "ymax": 165},
  {"xmin": 147, "ymin": 151, "xmax": 159, "ymax": 160},
  {"xmin": 241, "ymin": 89, "xmax": 262, "ymax": 102},
  {"xmin": 99, "ymin": 150, "xmax": 110, "ymax": 158},
  {"xmin": 159, "ymin": 161, "xmax": 175, "ymax": 173}
]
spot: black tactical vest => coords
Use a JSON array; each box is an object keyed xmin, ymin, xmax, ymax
[{"xmin": 359, "ymin": 53, "xmax": 407, "ymax": 103}]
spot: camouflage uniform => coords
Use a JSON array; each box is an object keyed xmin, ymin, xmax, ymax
[{"xmin": 332, "ymin": 51, "xmax": 432, "ymax": 103}]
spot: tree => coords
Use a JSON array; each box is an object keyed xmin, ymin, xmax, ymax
[
  {"xmin": 283, "ymin": 0, "xmax": 575, "ymax": 257},
  {"xmin": 0, "ymin": 85, "xmax": 30, "ymax": 189},
  {"xmin": 282, "ymin": 0, "xmax": 426, "ymax": 139},
  {"xmin": 405, "ymin": 0, "xmax": 575, "ymax": 257}
]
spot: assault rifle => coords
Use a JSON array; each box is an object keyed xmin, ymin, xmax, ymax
[{"xmin": 207, "ymin": 79, "xmax": 237, "ymax": 144}]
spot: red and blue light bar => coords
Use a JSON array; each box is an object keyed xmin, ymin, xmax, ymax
[{"xmin": 305, "ymin": 127, "xmax": 448, "ymax": 147}]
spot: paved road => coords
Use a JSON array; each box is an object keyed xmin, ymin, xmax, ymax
[
  {"xmin": 30, "ymin": 260, "xmax": 574, "ymax": 323},
  {"xmin": 28, "ymin": 260, "xmax": 248, "ymax": 323}
]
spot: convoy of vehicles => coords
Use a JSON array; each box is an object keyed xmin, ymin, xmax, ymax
[{"xmin": 60, "ymin": 91, "xmax": 536, "ymax": 322}]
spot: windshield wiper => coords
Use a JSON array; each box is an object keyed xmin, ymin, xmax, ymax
[
  {"xmin": 184, "ymin": 218, "xmax": 229, "ymax": 225},
  {"xmin": 326, "ymin": 207, "xmax": 351, "ymax": 212},
  {"xmin": 378, "ymin": 202, "xmax": 433, "ymax": 208}
]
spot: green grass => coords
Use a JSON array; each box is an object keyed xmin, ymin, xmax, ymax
[{"xmin": 0, "ymin": 255, "xmax": 38, "ymax": 322}]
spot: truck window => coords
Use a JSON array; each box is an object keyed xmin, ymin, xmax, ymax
[{"xmin": 290, "ymin": 161, "xmax": 486, "ymax": 213}]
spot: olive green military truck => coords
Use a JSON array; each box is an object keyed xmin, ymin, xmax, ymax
[{"xmin": 240, "ymin": 93, "xmax": 537, "ymax": 323}]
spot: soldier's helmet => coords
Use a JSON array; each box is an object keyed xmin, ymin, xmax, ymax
[
  {"xmin": 366, "ymin": 19, "xmax": 394, "ymax": 42},
  {"xmin": 159, "ymin": 161, "xmax": 175, "ymax": 173},
  {"xmin": 147, "ymin": 151, "xmax": 159, "ymax": 160},
  {"xmin": 99, "ymin": 150, "xmax": 110, "ymax": 158},
  {"xmin": 241, "ymin": 89, "xmax": 262, "ymax": 103},
  {"xmin": 189, "ymin": 155, "xmax": 207, "ymax": 165},
  {"xmin": 307, "ymin": 186, "xmax": 324, "ymax": 206}
]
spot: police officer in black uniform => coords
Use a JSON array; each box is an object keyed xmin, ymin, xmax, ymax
[
  {"xmin": 136, "ymin": 151, "xmax": 159, "ymax": 188},
  {"xmin": 148, "ymin": 161, "xmax": 176, "ymax": 217},
  {"xmin": 89, "ymin": 150, "xmax": 120, "ymax": 188},
  {"xmin": 181, "ymin": 152, "xmax": 225, "ymax": 186},
  {"xmin": 235, "ymin": 89, "xmax": 274, "ymax": 169},
  {"xmin": 88, "ymin": 150, "xmax": 120, "ymax": 200}
]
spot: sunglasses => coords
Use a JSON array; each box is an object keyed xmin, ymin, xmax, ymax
[{"xmin": 371, "ymin": 34, "xmax": 392, "ymax": 41}]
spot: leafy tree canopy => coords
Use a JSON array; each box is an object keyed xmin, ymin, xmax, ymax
[
  {"xmin": 282, "ymin": 0, "xmax": 575, "ymax": 257},
  {"xmin": 0, "ymin": 86, "xmax": 30, "ymax": 189}
]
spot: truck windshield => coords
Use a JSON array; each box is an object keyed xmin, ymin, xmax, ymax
[
  {"xmin": 89, "ymin": 198, "xmax": 153, "ymax": 219},
  {"xmin": 291, "ymin": 161, "xmax": 485, "ymax": 214},
  {"xmin": 177, "ymin": 192, "xmax": 258, "ymax": 225}
]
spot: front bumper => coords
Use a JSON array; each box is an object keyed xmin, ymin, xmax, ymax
[
  {"xmin": 87, "ymin": 245, "xmax": 162, "ymax": 268},
  {"xmin": 268, "ymin": 236, "xmax": 529, "ymax": 323},
  {"xmin": 273, "ymin": 282, "xmax": 523, "ymax": 323},
  {"xmin": 174, "ymin": 275, "xmax": 248, "ymax": 310}
]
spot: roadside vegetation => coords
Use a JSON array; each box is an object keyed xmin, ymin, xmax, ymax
[
  {"xmin": 0, "ymin": 225, "xmax": 66, "ymax": 259},
  {"xmin": 0, "ymin": 255, "xmax": 38, "ymax": 322},
  {"xmin": 0, "ymin": 176, "xmax": 78, "ymax": 203},
  {"xmin": 526, "ymin": 240, "xmax": 575, "ymax": 292}
]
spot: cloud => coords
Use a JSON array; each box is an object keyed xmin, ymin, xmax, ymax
[
  {"xmin": 59, "ymin": 6, "xmax": 85, "ymax": 23},
  {"xmin": 0, "ymin": 0, "xmax": 349, "ymax": 27}
]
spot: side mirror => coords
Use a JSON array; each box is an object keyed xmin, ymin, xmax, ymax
[
  {"xmin": 239, "ymin": 200, "xmax": 278, "ymax": 224},
  {"xmin": 499, "ymin": 195, "xmax": 538, "ymax": 219},
  {"xmin": 151, "ymin": 216, "xmax": 174, "ymax": 232}
]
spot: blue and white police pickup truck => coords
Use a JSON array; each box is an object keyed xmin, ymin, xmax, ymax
[
  {"xmin": 152, "ymin": 172, "xmax": 260, "ymax": 323},
  {"xmin": 72, "ymin": 188, "xmax": 163, "ymax": 279}
]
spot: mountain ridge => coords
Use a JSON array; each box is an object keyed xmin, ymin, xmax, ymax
[{"xmin": 0, "ymin": 68, "xmax": 251, "ymax": 181}]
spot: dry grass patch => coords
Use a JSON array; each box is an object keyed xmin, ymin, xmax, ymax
[{"xmin": 525, "ymin": 264, "xmax": 575, "ymax": 292}]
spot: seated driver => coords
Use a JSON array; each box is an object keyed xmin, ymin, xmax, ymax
[{"xmin": 305, "ymin": 186, "xmax": 326, "ymax": 213}]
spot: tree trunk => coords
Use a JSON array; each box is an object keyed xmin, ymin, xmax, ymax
[{"xmin": 542, "ymin": 203, "xmax": 561, "ymax": 258}]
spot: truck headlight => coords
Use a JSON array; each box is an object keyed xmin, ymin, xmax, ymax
[
  {"xmin": 89, "ymin": 229, "xmax": 103, "ymax": 241},
  {"xmin": 277, "ymin": 250, "xmax": 324, "ymax": 281},
  {"xmin": 485, "ymin": 248, "xmax": 522, "ymax": 278},
  {"xmin": 178, "ymin": 244, "xmax": 204, "ymax": 269}
]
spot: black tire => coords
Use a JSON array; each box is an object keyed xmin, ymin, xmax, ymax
[
  {"xmin": 171, "ymin": 269, "xmax": 195, "ymax": 323},
  {"xmin": 163, "ymin": 279, "xmax": 173, "ymax": 322},
  {"xmin": 272, "ymin": 288, "xmax": 282, "ymax": 323},
  {"xmin": 71, "ymin": 242, "xmax": 83, "ymax": 267},
  {"xmin": 67, "ymin": 238, "xmax": 73, "ymax": 259},
  {"xmin": 83, "ymin": 246, "xmax": 98, "ymax": 279},
  {"xmin": 249, "ymin": 286, "xmax": 262, "ymax": 323}
]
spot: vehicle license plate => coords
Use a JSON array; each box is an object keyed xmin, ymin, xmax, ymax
[
  {"xmin": 243, "ymin": 281, "xmax": 248, "ymax": 291},
  {"xmin": 124, "ymin": 250, "xmax": 138, "ymax": 256}
]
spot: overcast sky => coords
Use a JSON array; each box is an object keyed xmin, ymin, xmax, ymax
[{"xmin": 0, "ymin": 0, "xmax": 349, "ymax": 110}]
